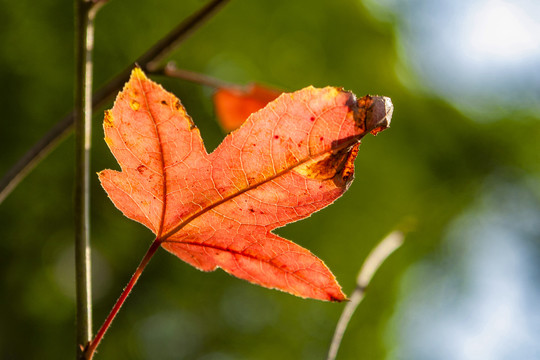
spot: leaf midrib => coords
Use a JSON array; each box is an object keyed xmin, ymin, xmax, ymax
[{"xmin": 137, "ymin": 75, "xmax": 169, "ymax": 238}]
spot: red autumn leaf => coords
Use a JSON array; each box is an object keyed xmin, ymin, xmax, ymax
[
  {"xmin": 98, "ymin": 68, "xmax": 393, "ymax": 301},
  {"xmin": 213, "ymin": 84, "xmax": 281, "ymax": 131}
]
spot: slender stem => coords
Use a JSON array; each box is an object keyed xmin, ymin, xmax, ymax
[
  {"xmin": 0, "ymin": 0, "xmax": 230, "ymax": 205},
  {"xmin": 327, "ymin": 231, "xmax": 405, "ymax": 360},
  {"xmin": 75, "ymin": 0, "xmax": 102, "ymax": 357},
  {"xmin": 160, "ymin": 61, "xmax": 240, "ymax": 90},
  {"xmin": 84, "ymin": 240, "xmax": 162, "ymax": 360}
]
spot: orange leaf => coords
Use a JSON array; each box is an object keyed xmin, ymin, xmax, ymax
[
  {"xmin": 213, "ymin": 84, "xmax": 281, "ymax": 131},
  {"xmin": 99, "ymin": 68, "xmax": 393, "ymax": 301}
]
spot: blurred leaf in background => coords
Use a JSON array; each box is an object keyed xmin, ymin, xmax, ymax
[{"xmin": 0, "ymin": 0, "xmax": 538, "ymax": 359}]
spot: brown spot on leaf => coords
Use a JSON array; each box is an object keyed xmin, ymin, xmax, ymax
[
  {"xmin": 354, "ymin": 95, "xmax": 393, "ymax": 135},
  {"xmin": 161, "ymin": 100, "xmax": 168, "ymax": 105},
  {"xmin": 340, "ymin": 143, "xmax": 359, "ymax": 183},
  {"xmin": 172, "ymin": 99, "xmax": 197, "ymax": 131},
  {"xmin": 353, "ymin": 95, "xmax": 373, "ymax": 132},
  {"xmin": 356, "ymin": 95, "xmax": 372, "ymax": 109},
  {"xmin": 130, "ymin": 99, "xmax": 140, "ymax": 111},
  {"xmin": 104, "ymin": 110, "xmax": 114, "ymax": 127},
  {"xmin": 137, "ymin": 165, "xmax": 146, "ymax": 174},
  {"xmin": 294, "ymin": 143, "xmax": 359, "ymax": 185},
  {"xmin": 285, "ymin": 149, "xmax": 300, "ymax": 166}
]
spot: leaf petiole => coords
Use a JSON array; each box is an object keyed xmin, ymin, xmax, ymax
[{"xmin": 84, "ymin": 239, "xmax": 162, "ymax": 360}]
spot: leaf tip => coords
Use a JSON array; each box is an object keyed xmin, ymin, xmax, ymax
[
  {"xmin": 324, "ymin": 280, "xmax": 348, "ymax": 302},
  {"xmin": 96, "ymin": 170, "xmax": 107, "ymax": 181},
  {"xmin": 330, "ymin": 293, "xmax": 348, "ymax": 302},
  {"xmin": 131, "ymin": 67, "xmax": 148, "ymax": 81}
]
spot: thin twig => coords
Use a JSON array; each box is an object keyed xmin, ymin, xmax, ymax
[
  {"xmin": 0, "ymin": 0, "xmax": 230, "ymax": 205},
  {"xmin": 327, "ymin": 231, "xmax": 405, "ymax": 360},
  {"xmin": 74, "ymin": 0, "xmax": 106, "ymax": 357},
  {"xmin": 160, "ymin": 61, "xmax": 241, "ymax": 90}
]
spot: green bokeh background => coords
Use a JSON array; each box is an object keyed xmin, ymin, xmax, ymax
[{"xmin": 1, "ymin": 0, "xmax": 538, "ymax": 359}]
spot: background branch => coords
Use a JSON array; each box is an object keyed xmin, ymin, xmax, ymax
[
  {"xmin": 327, "ymin": 230, "xmax": 405, "ymax": 360},
  {"xmin": 160, "ymin": 61, "xmax": 240, "ymax": 90}
]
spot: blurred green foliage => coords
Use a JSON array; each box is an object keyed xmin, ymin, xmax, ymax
[{"xmin": 1, "ymin": 0, "xmax": 538, "ymax": 359}]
